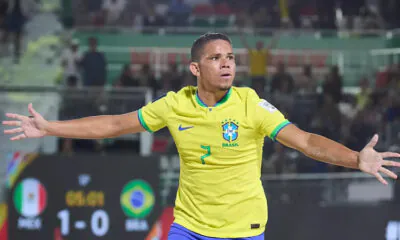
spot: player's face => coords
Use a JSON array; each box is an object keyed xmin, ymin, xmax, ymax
[{"xmin": 193, "ymin": 40, "xmax": 236, "ymax": 91}]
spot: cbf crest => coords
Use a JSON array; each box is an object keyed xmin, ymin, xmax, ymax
[{"xmin": 221, "ymin": 119, "xmax": 239, "ymax": 147}]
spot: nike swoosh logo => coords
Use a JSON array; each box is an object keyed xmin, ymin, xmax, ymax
[{"xmin": 178, "ymin": 125, "xmax": 194, "ymax": 131}]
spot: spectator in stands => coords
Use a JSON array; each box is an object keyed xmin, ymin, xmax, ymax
[
  {"xmin": 384, "ymin": 93, "xmax": 400, "ymax": 123},
  {"xmin": 60, "ymin": 0, "xmax": 74, "ymax": 29},
  {"xmin": 270, "ymin": 62, "xmax": 294, "ymax": 114},
  {"xmin": 296, "ymin": 64, "xmax": 317, "ymax": 94},
  {"xmin": 113, "ymin": 64, "xmax": 139, "ymax": 88},
  {"xmin": 84, "ymin": 0, "xmax": 103, "ymax": 26},
  {"xmin": 1, "ymin": 0, "xmax": 38, "ymax": 63},
  {"xmin": 355, "ymin": 77, "xmax": 372, "ymax": 112},
  {"xmin": 323, "ymin": 65, "xmax": 343, "ymax": 104},
  {"xmin": 80, "ymin": 37, "xmax": 107, "ymax": 87},
  {"xmin": 0, "ymin": 0, "xmax": 7, "ymax": 57},
  {"xmin": 60, "ymin": 64, "xmax": 105, "ymax": 153},
  {"xmin": 234, "ymin": 9, "xmax": 253, "ymax": 29},
  {"xmin": 375, "ymin": 64, "xmax": 400, "ymax": 89},
  {"xmin": 182, "ymin": 70, "xmax": 196, "ymax": 87},
  {"xmin": 339, "ymin": 0, "xmax": 365, "ymax": 30},
  {"xmin": 263, "ymin": 142, "xmax": 296, "ymax": 174},
  {"xmin": 359, "ymin": 5, "xmax": 384, "ymax": 31},
  {"xmin": 380, "ymin": 0, "xmax": 400, "ymax": 28},
  {"xmin": 0, "ymin": 1, "xmax": 7, "ymax": 35},
  {"xmin": 101, "ymin": 0, "xmax": 126, "ymax": 26},
  {"xmin": 137, "ymin": 64, "xmax": 159, "ymax": 97},
  {"xmin": 311, "ymin": 94, "xmax": 342, "ymax": 142},
  {"xmin": 240, "ymin": 31, "xmax": 280, "ymax": 97},
  {"xmin": 59, "ymin": 76, "xmax": 79, "ymax": 154},
  {"xmin": 270, "ymin": 61, "xmax": 294, "ymax": 94},
  {"xmin": 167, "ymin": 0, "xmax": 191, "ymax": 26},
  {"xmin": 162, "ymin": 63, "xmax": 182, "ymax": 92},
  {"xmin": 348, "ymin": 100, "xmax": 382, "ymax": 151},
  {"xmin": 287, "ymin": 0, "xmax": 301, "ymax": 28},
  {"xmin": 248, "ymin": 0, "xmax": 279, "ymax": 28},
  {"xmin": 316, "ymin": 0, "xmax": 336, "ymax": 30},
  {"xmin": 61, "ymin": 39, "xmax": 82, "ymax": 86},
  {"xmin": 252, "ymin": 7, "xmax": 271, "ymax": 28},
  {"xmin": 142, "ymin": 2, "xmax": 167, "ymax": 30}
]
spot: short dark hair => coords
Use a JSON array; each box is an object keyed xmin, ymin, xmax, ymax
[{"xmin": 191, "ymin": 33, "xmax": 232, "ymax": 62}]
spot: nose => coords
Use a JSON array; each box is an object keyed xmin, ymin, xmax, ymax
[{"xmin": 221, "ymin": 58, "xmax": 230, "ymax": 69}]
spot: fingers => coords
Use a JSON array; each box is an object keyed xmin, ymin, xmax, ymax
[
  {"xmin": 10, "ymin": 133, "xmax": 26, "ymax": 141},
  {"xmin": 2, "ymin": 120, "xmax": 21, "ymax": 126},
  {"xmin": 382, "ymin": 160, "xmax": 400, "ymax": 167},
  {"xmin": 4, "ymin": 127, "xmax": 23, "ymax": 134},
  {"xmin": 28, "ymin": 103, "xmax": 38, "ymax": 117},
  {"xmin": 379, "ymin": 167, "xmax": 398, "ymax": 180},
  {"xmin": 5, "ymin": 113, "xmax": 26, "ymax": 121},
  {"xmin": 365, "ymin": 134, "xmax": 379, "ymax": 148},
  {"xmin": 381, "ymin": 152, "xmax": 400, "ymax": 159},
  {"xmin": 373, "ymin": 172, "xmax": 388, "ymax": 185}
]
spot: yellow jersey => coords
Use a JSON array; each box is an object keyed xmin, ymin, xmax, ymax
[
  {"xmin": 138, "ymin": 86, "xmax": 290, "ymax": 238},
  {"xmin": 249, "ymin": 49, "xmax": 268, "ymax": 77}
]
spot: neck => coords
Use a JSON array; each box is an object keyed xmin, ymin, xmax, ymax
[{"xmin": 197, "ymin": 84, "xmax": 229, "ymax": 107}]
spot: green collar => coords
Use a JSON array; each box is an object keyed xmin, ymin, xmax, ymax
[{"xmin": 195, "ymin": 88, "xmax": 232, "ymax": 107}]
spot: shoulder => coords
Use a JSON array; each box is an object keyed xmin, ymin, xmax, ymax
[
  {"xmin": 234, "ymin": 87, "xmax": 278, "ymax": 112},
  {"xmin": 176, "ymin": 85, "xmax": 196, "ymax": 97},
  {"xmin": 232, "ymin": 86, "xmax": 259, "ymax": 102},
  {"xmin": 153, "ymin": 86, "xmax": 195, "ymax": 105},
  {"xmin": 174, "ymin": 85, "xmax": 196, "ymax": 103},
  {"xmin": 249, "ymin": 49, "xmax": 256, "ymax": 55},
  {"xmin": 152, "ymin": 91, "xmax": 175, "ymax": 104}
]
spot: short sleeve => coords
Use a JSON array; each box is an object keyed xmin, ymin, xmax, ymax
[
  {"xmin": 137, "ymin": 92, "xmax": 175, "ymax": 133},
  {"xmin": 247, "ymin": 89, "xmax": 291, "ymax": 140}
]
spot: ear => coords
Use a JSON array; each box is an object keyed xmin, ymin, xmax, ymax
[{"xmin": 190, "ymin": 62, "xmax": 200, "ymax": 77}]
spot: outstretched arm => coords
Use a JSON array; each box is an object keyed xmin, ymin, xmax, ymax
[
  {"xmin": 276, "ymin": 124, "xmax": 400, "ymax": 185},
  {"xmin": 266, "ymin": 32, "xmax": 280, "ymax": 50},
  {"xmin": 3, "ymin": 103, "xmax": 145, "ymax": 140},
  {"xmin": 239, "ymin": 29, "xmax": 251, "ymax": 51}
]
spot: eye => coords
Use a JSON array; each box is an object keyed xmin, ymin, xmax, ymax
[
  {"xmin": 228, "ymin": 55, "xmax": 235, "ymax": 60},
  {"xmin": 211, "ymin": 57, "xmax": 218, "ymax": 60}
]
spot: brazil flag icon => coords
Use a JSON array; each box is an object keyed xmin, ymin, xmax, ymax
[{"xmin": 120, "ymin": 179, "xmax": 155, "ymax": 218}]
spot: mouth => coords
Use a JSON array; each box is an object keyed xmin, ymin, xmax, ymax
[{"xmin": 220, "ymin": 73, "xmax": 232, "ymax": 79}]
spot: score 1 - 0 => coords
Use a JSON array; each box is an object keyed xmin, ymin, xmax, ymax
[{"xmin": 57, "ymin": 209, "xmax": 110, "ymax": 237}]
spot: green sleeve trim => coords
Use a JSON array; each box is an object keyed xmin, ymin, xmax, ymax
[
  {"xmin": 269, "ymin": 120, "xmax": 291, "ymax": 141},
  {"xmin": 138, "ymin": 109, "xmax": 153, "ymax": 133}
]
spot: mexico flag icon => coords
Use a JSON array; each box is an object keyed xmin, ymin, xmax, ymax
[{"xmin": 13, "ymin": 178, "xmax": 47, "ymax": 218}]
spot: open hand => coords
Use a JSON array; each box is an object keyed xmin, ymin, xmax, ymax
[
  {"xmin": 358, "ymin": 134, "xmax": 400, "ymax": 185},
  {"xmin": 2, "ymin": 103, "xmax": 48, "ymax": 141}
]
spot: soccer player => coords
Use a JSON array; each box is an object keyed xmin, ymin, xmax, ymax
[{"xmin": 3, "ymin": 33, "xmax": 400, "ymax": 240}]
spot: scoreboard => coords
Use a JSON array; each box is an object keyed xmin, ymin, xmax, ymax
[{"xmin": 7, "ymin": 154, "xmax": 160, "ymax": 240}]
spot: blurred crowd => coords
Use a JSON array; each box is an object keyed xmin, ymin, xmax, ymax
[
  {"xmin": 1, "ymin": 0, "xmax": 399, "ymax": 175},
  {"xmin": 0, "ymin": 0, "xmax": 398, "ymax": 63},
  {"xmin": 65, "ymin": 0, "xmax": 400, "ymax": 31},
  {"xmin": 0, "ymin": 0, "xmax": 40, "ymax": 63},
  {"xmin": 262, "ymin": 64, "xmax": 400, "ymax": 174},
  {"xmin": 59, "ymin": 34, "xmax": 400, "ymax": 176}
]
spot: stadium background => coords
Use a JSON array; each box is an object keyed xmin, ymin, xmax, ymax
[{"xmin": 1, "ymin": 0, "xmax": 400, "ymax": 239}]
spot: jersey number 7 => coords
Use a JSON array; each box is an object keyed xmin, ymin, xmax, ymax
[{"xmin": 200, "ymin": 145, "xmax": 211, "ymax": 164}]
